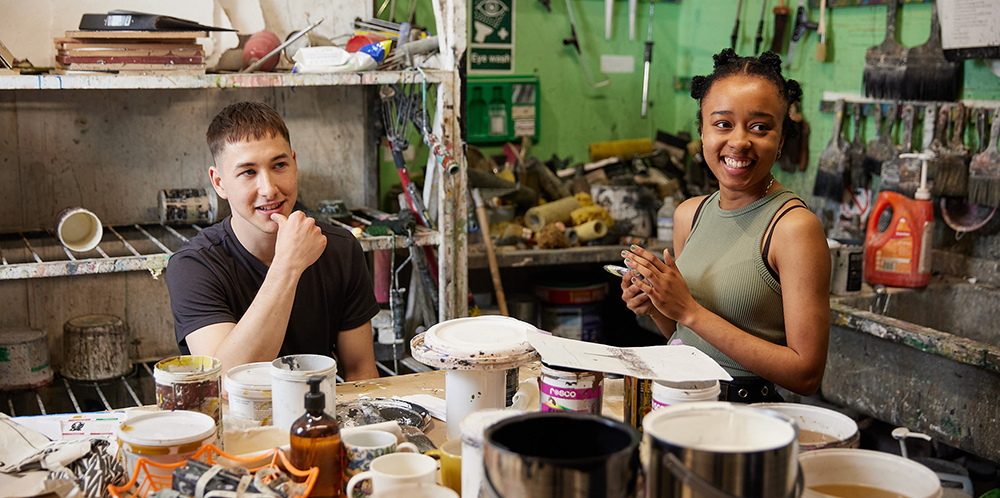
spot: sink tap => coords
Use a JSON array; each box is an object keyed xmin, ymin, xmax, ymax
[{"xmin": 872, "ymin": 285, "xmax": 891, "ymax": 315}]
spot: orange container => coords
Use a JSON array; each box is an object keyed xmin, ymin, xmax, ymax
[
  {"xmin": 108, "ymin": 444, "xmax": 317, "ymax": 498},
  {"xmin": 864, "ymin": 191, "xmax": 933, "ymax": 288}
]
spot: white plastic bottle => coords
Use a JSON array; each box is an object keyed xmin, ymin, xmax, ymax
[{"xmin": 656, "ymin": 197, "xmax": 676, "ymax": 243}]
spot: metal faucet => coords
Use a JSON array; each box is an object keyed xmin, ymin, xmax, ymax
[{"xmin": 871, "ymin": 285, "xmax": 891, "ymax": 315}]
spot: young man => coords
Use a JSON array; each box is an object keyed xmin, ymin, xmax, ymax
[{"xmin": 166, "ymin": 101, "xmax": 379, "ymax": 381}]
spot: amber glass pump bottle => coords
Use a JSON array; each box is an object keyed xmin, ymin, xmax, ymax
[{"xmin": 289, "ymin": 375, "xmax": 342, "ymax": 497}]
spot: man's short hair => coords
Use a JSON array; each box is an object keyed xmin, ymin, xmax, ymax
[{"xmin": 206, "ymin": 101, "xmax": 291, "ymax": 162}]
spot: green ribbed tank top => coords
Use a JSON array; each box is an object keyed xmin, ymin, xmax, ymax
[{"xmin": 670, "ymin": 188, "xmax": 801, "ymax": 378}]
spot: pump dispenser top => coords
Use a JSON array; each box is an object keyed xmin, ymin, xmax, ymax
[{"xmin": 304, "ymin": 375, "xmax": 324, "ymax": 412}]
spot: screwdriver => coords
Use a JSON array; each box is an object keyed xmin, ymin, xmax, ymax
[{"xmin": 641, "ymin": 2, "xmax": 654, "ymax": 119}]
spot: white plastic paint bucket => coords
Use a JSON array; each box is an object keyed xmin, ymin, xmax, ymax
[
  {"xmin": 799, "ymin": 448, "xmax": 942, "ymax": 498},
  {"xmin": 116, "ymin": 410, "xmax": 217, "ymax": 483},
  {"xmin": 753, "ymin": 402, "xmax": 860, "ymax": 451},
  {"xmin": 225, "ymin": 362, "xmax": 273, "ymax": 426},
  {"xmin": 55, "ymin": 207, "xmax": 103, "ymax": 253},
  {"xmin": 270, "ymin": 354, "xmax": 337, "ymax": 432},
  {"xmin": 445, "ymin": 369, "xmax": 507, "ymax": 440},
  {"xmin": 651, "ymin": 379, "xmax": 720, "ymax": 410}
]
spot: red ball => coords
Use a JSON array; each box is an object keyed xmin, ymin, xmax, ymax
[{"xmin": 242, "ymin": 30, "xmax": 282, "ymax": 71}]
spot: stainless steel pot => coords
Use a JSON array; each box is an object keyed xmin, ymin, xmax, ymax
[
  {"xmin": 642, "ymin": 402, "xmax": 802, "ymax": 498},
  {"xmin": 484, "ymin": 412, "xmax": 640, "ymax": 498}
]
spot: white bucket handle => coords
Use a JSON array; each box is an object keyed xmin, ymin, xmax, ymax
[{"xmin": 663, "ymin": 451, "xmax": 804, "ymax": 498}]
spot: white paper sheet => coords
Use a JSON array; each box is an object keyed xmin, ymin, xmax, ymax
[
  {"xmin": 938, "ymin": 0, "xmax": 1000, "ymax": 50},
  {"xmin": 526, "ymin": 330, "xmax": 733, "ymax": 382}
]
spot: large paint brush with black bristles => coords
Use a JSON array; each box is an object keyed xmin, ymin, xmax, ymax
[
  {"xmin": 863, "ymin": 103, "xmax": 899, "ymax": 179},
  {"xmin": 969, "ymin": 108, "xmax": 1000, "ymax": 207},
  {"xmin": 901, "ymin": 2, "xmax": 961, "ymax": 102},
  {"xmin": 863, "ymin": 0, "xmax": 907, "ymax": 99},
  {"xmin": 813, "ymin": 100, "xmax": 850, "ymax": 201}
]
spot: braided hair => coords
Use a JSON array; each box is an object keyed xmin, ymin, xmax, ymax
[{"xmin": 690, "ymin": 48, "xmax": 803, "ymax": 140}]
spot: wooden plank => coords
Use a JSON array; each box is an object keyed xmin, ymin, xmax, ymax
[
  {"xmin": 54, "ymin": 38, "xmax": 199, "ymax": 46},
  {"xmin": 56, "ymin": 55, "xmax": 203, "ymax": 65},
  {"xmin": 58, "ymin": 48, "xmax": 204, "ymax": 57},
  {"xmin": 64, "ymin": 30, "xmax": 207, "ymax": 39},
  {"xmin": 59, "ymin": 63, "xmax": 206, "ymax": 71}
]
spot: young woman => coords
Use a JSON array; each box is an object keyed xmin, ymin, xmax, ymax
[{"xmin": 620, "ymin": 49, "xmax": 830, "ymax": 402}]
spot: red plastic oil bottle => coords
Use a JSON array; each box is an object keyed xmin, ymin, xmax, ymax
[{"xmin": 864, "ymin": 156, "xmax": 935, "ymax": 288}]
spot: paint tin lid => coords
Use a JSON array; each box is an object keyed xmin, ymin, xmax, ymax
[
  {"xmin": 154, "ymin": 356, "xmax": 222, "ymax": 384},
  {"xmin": 116, "ymin": 410, "xmax": 216, "ymax": 447},
  {"xmin": 0, "ymin": 327, "xmax": 46, "ymax": 345},
  {"xmin": 225, "ymin": 362, "xmax": 272, "ymax": 393},
  {"xmin": 425, "ymin": 316, "xmax": 533, "ymax": 356}
]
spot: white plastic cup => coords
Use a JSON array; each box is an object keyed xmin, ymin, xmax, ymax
[
  {"xmin": 346, "ymin": 452, "xmax": 438, "ymax": 497},
  {"xmin": 445, "ymin": 369, "xmax": 506, "ymax": 440},
  {"xmin": 270, "ymin": 354, "xmax": 336, "ymax": 432},
  {"xmin": 116, "ymin": 410, "xmax": 217, "ymax": 483},
  {"xmin": 651, "ymin": 379, "xmax": 720, "ymax": 410},
  {"xmin": 225, "ymin": 362, "xmax": 273, "ymax": 426},
  {"xmin": 55, "ymin": 207, "xmax": 102, "ymax": 252}
]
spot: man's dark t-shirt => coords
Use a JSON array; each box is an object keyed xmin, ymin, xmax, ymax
[{"xmin": 165, "ymin": 216, "xmax": 379, "ymax": 358}]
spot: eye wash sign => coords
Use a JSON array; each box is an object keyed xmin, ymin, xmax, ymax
[{"xmin": 470, "ymin": 0, "xmax": 515, "ymax": 72}]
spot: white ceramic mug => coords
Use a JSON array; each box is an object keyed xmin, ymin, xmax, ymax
[
  {"xmin": 343, "ymin": 430, "xmax": 418, "ymax": 483},
  {"xmin": 371, "ymin": 483, "xmax": 460, "ymax": 498},
  {"xmin": 55, "ymin": 207, "xmax": 102, "ymax": 252},
  {"xmin": 346, "ymin": 452, "xmax": 437, "ymax": 498}
]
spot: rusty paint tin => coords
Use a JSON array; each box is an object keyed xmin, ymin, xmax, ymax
[
  {"xmin": 62, "ymin": 314, "xmax": 130, "ymax": 381},
  {"xmin": 154, "ymin": 355, "xmax": 223, "ymax": 447},
  {"xmin": 0, "ymin": 327, "xmax": 53, "ymax": 392},
  {"xmin": 623, "ymin": 375, "xmax": 653, "ymax": 432},
  {"xmin": 158, "ymin": 188, "xmax": 218, "ymax": 225},
  {"xmin": 538, "ymin": 363, "xmax": 604, "ymax": 415}
]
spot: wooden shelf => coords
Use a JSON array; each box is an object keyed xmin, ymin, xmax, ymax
[
  {"xmin": 468, "ymin": 242, "xmax": 670, "ymax": 270},
  {"xmin": 0, "ymin": 222, "xmax": 439, "ymax": 280},
  {"xmin": 0, "ymin": 69, "xmax": 451, "ymax": 91}
]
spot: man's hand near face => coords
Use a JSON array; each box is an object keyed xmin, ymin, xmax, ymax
[{"xmin": 270, "ymin": 211, "xmax": 327, "ymax": 275}]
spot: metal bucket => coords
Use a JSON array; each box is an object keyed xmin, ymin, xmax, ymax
[
  {"xmin": 483, "ymin": 412, "xmax": 640, "ymax": 498},
  {"xmin": 642, "ymin": 402, "xmax": 802, "ymax": 498}
]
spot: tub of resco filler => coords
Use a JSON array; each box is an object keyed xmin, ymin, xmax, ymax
[
  {"xmin": 116, "ymin": 410, "xmax": 217, "ymax": 482},
  {"xmin": 225, "ymin": 362, "xmax": 273, "ymax": 426}
]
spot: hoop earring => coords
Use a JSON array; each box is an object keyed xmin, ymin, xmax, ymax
[{"xmin": 776, "ymin": 149, "xmax": 782, "ymax": 159}]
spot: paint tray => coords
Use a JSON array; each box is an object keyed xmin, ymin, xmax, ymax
[{"xmin": 108, "ymin": 443, "xmax": 317, "ymax": 498}]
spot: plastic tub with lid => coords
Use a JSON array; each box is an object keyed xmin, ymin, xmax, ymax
[
  {"xmin": 225, "ymin": 362, "xmax": 273, "ymax": 426},
  {"xmin": 116, "ymin": 410, "xmax": 217, "ymax": 482}
]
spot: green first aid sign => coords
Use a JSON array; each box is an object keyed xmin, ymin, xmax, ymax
[{"xmin": 469, "ymin": 0, "xmax": 515, "ymax": 73}]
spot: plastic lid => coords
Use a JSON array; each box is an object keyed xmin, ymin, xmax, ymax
[
  {"xmin": 424, "ymin": 316, "xmax": 534, "ymax": 356},
  {"xmin": 460, "ymin": 409, "xmax": 526, "ymax": 447},
  {"xmin": 0, "ymin": 328, "xmax": 45, "ymax": 345},
  {"xmin": 116, "ymin": 410, "xmax": 217, "ymax": 447},
  {"xmin": 225, "ymin": 362, "xmax": 272, "ymax": 393}
]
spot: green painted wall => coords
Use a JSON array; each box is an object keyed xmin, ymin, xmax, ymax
[{"xmin": 377, "ymin": 0, "xmax": 999, "ymax": 206}]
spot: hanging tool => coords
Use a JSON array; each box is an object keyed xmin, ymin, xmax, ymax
[
  {"xmin": 564, "ymin": 0, "xmax": 611, "ymax": 88},
  {"xmin": 605, "ymin": 0, "xmax": 613, "ymax": 40},
  {"xmin": 754, "ymin": 0, "xmax": 768, "ymax": 55},
  {"xmin": 629, "ymin": 0, "xmax": 637, "ymax": 40},
  {"xmin": 641, "ymin": 2, "xmax": 654, "ymax": 118},
  {"xmin": 862, "ymin": 0, "xmax": 906, "ymax": 98},
  {"xmin": 770, "ymin": 0, "xmax": 789, "ymax": 53},
  {"xmin": 731, "ymin": 0, "xmax": 744, "ymax": 51},
  {"xmin": 815, "ymin": 0, "xmax": 826, "ymax": 61},
  {"xmin": 381, "ymin": 84, "xmax": 433, "ymax": 228},
  {"xmin": 784, "ymin": 0, "xmax": 816, "ymax": 68}
]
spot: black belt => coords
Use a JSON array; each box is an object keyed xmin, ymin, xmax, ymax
[{"xmin": 720, "ymin": 377, "xmax": 781, "ymax": 403}]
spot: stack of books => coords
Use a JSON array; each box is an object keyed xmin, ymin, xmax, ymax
[{"xmin": 54, "ymin": 30, "xmax": 207, "ymax": 75}]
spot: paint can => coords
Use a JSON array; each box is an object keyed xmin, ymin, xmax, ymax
[
  {"xmin": 55, "ymin": 207, "xmax": 103, "ymax": 253},
  {"xmin": 116, "ymin": 410, "xmax": 217, "ymax": 483},
  {"xmin": 538, "ymin": 363, "xmax": 604, "ymax": 415},
  {"xmin": 158, "ymin": 188, "xmax": 218, "ymax": 225},
  {"xmin": 0, "ymin": 327, "xmax": 53, "ymax": 392},
  {"xmin": 270, "ymin": 354, "xmax": 337, "ymax": 432},
  {"xmin": 460, "ymin": 409, "xmax": 525, "ymax": 498},
  {"xmin": 799, "ymin": 449, "xmax": 942, "ymax": 498},
  {"xmin": 61, "ymin": 314, "xmax": 130, "ymax": 381},
  {"xmin": 534, "ymin": 280, "xmax": 607, "ymax": 343},
  {"xmin": 410, "ymin": 316, "xmax": 539, "ymax": 440},
  {"xmin": 483, "ymin": 412, "xmax": 640, "ymax": 498},
  {"xmin": 154, "ymin": 355, "xmax": 224, "ymax": 447},
  {"xmin": 225, "ymin": 362, "xmax": 273, "ymax": 426},
  {"xmin": 642, "ymin": 402, "xmax": 801, "ymax": 498},
  {"xmin": 650, "ymin": 379, "xmax": 720, "ymax": 410},
  {"xmin": 622, "ymin": 375, "xmax": 653, "ymax": 432},
  {"xmin": 830, "ymin": 239, "xmax": 864, "ymax": 295},
  {"xmin": 752, "ymin": 402, "xmax": 860, "ymax": 452}
]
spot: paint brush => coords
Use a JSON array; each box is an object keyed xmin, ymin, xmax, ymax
[
  {"xmin": 969, "ymin": 108, "xmax": 1000, "ymax": 208},
  {"xmin": 901, "ymin": 2, "xmax": 961, "ymax": 102},
  {"xmin": 900, "ymin": 105, "xmax": 938, "ymax": 197},
  {"xmin": 881, "ymin": 105, "xmax": 916, "ymax": 194},
  {"xmin": 863, "ymin": 103, "xmax": 899, "ymax": 178},
  {"xmin": 934, "ymin": 104, "xmax": 971, "ymax": 198},
  {"xmin": 863, "ymin": 0, "xmax": 907, "ymax": 99},
  {"xmin": 813, "ymin": 99, "xmax": 849, "ymax": 201},
  {"xmin": 770, "ymin": 0, "xmax": 790, "ymax": 53},
  {"xmin": 848, "ymin": 104, "xmax": 868, "ymax": 191}
]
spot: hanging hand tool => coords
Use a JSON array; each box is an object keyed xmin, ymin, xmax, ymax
[
  {"xmin": 731, "ymin": 0, "xmax": 744, "ymax": 51},
  {"xmin": 784, "ymin": 0, "xmax": 817, "ymax": 68},
  {"xmin": 770, "ymin": 0, "xmax": 789, "ymax": 53},
  {"xmin": 605, "ymin": 0, "xmax": 613, "ymax": 40},
  {"xmin": 816, "ymin": 0, "xmax": 827, "ymax": 61},
  {"xmin": 641, "ymin": 2, "xmax": 654, "ymax": 118},
  {"xmin": 754, "ymin": 0, "xmax": 768, "ymax": 55},
  {"xmin": 564, "ymin": 0, "xmax": 611, "ymax": 88}
]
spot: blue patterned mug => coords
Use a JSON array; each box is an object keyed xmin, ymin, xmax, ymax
[{"xmin": 343, "ymin": 430, "xmax": 419, "ymax": 497}]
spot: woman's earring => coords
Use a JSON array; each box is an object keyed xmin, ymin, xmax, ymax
[{"xmin": 776, "ymin": 149, "xmax": 782, "ymax": 159}]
